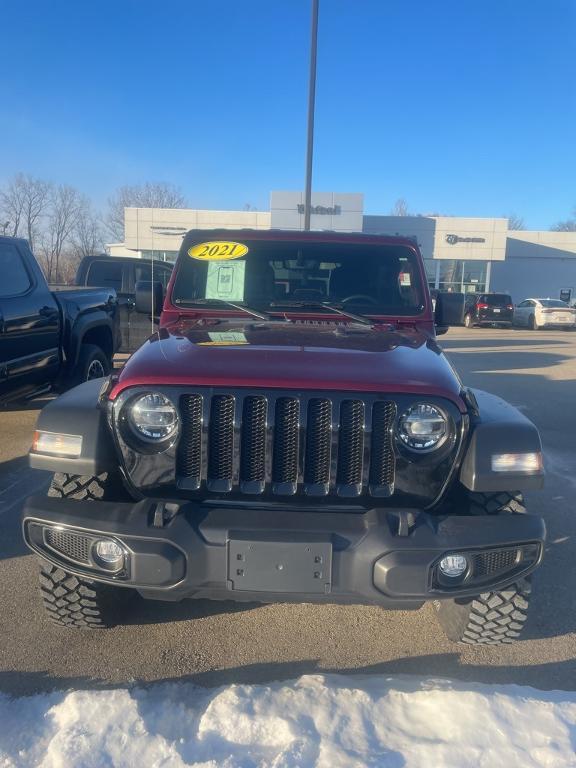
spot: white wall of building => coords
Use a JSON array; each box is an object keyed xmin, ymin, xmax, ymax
[
  {"xmin": 491, "ymin": 232, "xmax": 576, "ymax": 302},
  {"xmin": 363, "ymin": 216, "xmax": 508, "ymax": 262},
  {"xmin": 107, "ymin": 243, "xmax": 142, "ymax": 258},
  {"xmin": 270, "ymin": 191, "xmax": 364, "ymax": 232},
  {"xmin": 123, "ymin": 207, "xmax": 271, "ymax": 253}
]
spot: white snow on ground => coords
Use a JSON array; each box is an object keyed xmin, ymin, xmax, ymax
[{"xmin": 1, "ymin": 675, "xmax": 576, "ymax": 768}]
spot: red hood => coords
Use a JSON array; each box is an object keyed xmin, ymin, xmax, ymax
[{"xmin": 111, "ymin": 320, "xmax": 465, "ymax": 409}]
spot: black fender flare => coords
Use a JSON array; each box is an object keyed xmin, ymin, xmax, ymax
[
  {"xmin": 459, "ymin": 389, "xmax": 544, "ymax": 492},
  {"xmin": 29, "ymin": 378, "xmax": 117, "ymax": 476},
  {"xmin": 67, "ymin": 313, "xmax": 115, "ymax": 370}
]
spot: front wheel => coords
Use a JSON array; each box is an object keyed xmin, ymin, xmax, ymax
[
  {"xmin": 435, "ymin": 489, "xmax": 532, "ymax": 644},
  {"xmin": 38, "ymin": 471, "xmax": 135, "ymax": 628},
  {"xmin": 464, "ymin": 314, "xmax": 473, "ymax": 328},
  {"xmin": 71, "ymin": 344, "xmax": 111, "ymax": 387},
  {"xmin": 39, "ymin": 563, "xmax": 132, "ymax": 629},
  {"xmin": 434, "ymin": 579, "xmax": 531, "ymax": 644}
]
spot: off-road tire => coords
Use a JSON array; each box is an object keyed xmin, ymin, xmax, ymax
[
  {"xmin": 435, "ymin": 579, "xmax": 531, "ymax": 644},
  {"xmin": 436, "ymin": 489, "xmax": 531, "ymax": 644},
  {"xmin": 38, "ymin": 472, "xmax": 134, "ymax": 629},
  {"xmin": 467, "ymin": 490, "xmax": 526, "ymax": 516},
  {"xmin": 48, "ymin": 471, "xmax": 130, "ymax": 501},
  {"xmin": 39, "ymin": 563, "xmax": 131, "ymax": 629}
]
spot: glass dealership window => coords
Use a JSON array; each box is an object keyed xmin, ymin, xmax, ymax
[
  {"xmin": 438, "ymin": 260, "xmax": 463, "ymax": 292},
  {"xmin": 437, "ymin": 259, "xmax": 488, "ymax": 292},
  {"xmin": 423, "ymin": 258, "xmax": 437, "ymax": 288},
  {"xmin": 463, "ymin": 261, "xmax": 487, "ymax": 292}
]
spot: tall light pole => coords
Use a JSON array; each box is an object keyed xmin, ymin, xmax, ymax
[{"xmin": 303, "ymin": 0, "xmax": 319, "ymax": 231}]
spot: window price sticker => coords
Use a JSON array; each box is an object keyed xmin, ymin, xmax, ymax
[{"xmin": 205, "ymin": 261, "xmax": 246, "ymax": 302}]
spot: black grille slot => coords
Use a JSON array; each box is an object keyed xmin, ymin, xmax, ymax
[
  {"xmin": 240, "ymin": 396, "xmax": 267, "ymax": 492},
  {"xmin": 174, "ymin": 390, "xmax": 399, "ymax": 501},
  {"xmin": 337, "ymin": 400, "xmax": 365, "ymax": 496},
  {"xmin": 304, "ymin": 399, "xmax": 332, "ymax": 493},
  {"xmin": 272, "ymin": 397, "xmax": 300, "ymax": 493},
  {"xmin": 207, "ymin": 395, "xmax": 235, "ymax": 491},
  {"xmin": 177, "ymin": 394, "xmax": 203, "ymax": 485},
  {"xmin": 45, "ymin": 529, "xmax": 90, "ymax": 565},
  {"xmin": 369, "ymin": 401, "xmax": 396, "ymax": 495},
  {"xmin": 473, "ymin": 549, "xmax": 519, "ymax": 578}
]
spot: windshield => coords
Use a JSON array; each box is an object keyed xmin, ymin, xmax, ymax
[
  {"xmin": 171, "ymin": 239, "xmax": 425, "ymax": 316},
  {"xmin": 539, "ymin": 299, "xmax": 569, "ymax": 308}
]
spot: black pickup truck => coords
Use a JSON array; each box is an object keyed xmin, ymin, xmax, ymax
[
  {"xmin": 76, "ymin": 255, "xmax": 173, "ymax": 352},
  {"xmin": 0, "ymin": 236, "xmax": 120, "ymax": 404}
]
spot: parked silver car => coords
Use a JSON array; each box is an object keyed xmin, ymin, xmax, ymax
[{"xmin": 514, "ymin": 298, "xmax": 576, "ymax": 330}]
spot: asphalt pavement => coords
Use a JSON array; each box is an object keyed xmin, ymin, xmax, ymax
[{"xmin": 1, "ymin": 328, "xmax": 575, "ymax": 696}]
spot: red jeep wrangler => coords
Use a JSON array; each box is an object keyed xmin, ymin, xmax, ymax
[{"xmin": 23, "ymin": 230, "xmax": 545, "ymax": 644}]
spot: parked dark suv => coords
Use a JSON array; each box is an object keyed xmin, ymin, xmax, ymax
[
  {"xmin": 76, "ymin": 255, "xmax": 173, "ymax": 352},
  {"xmin": 464, "ymin": 293, "xmax": 514, "ymax": 328}
]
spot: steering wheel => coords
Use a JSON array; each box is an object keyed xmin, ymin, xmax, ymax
[{"xmin": 341, "ymin": 294, "xmax": 379, "ymax": 305}]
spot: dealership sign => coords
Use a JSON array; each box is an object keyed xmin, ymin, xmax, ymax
[
  {"xmin": 297, "ymin": 204, "xmax": 342, "ymax": 215},
  {"xmin": 446, "ymin": 234, "xmax": 486, "ymax": 245}
]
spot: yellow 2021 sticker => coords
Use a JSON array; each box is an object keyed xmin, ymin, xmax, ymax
[{"xmin": 188, "ymin": 241, "xmax": 248, "ymax": 261}]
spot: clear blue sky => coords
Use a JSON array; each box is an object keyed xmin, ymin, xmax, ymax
[{"xmin": 0, "ymin": 0, "xmax": 574, "ymax": 229}]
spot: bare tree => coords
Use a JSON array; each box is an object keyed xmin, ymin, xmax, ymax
[
  {"xmin": 72, "ymin": 206, "xmax": 104, "ymax": 260},
  {"xmin": 0, "ymin": 175, "xmax": 26, "ymax": 236},
  {"xmin": 505, "ymin": 213, "xmax": 525, "ymax": 230},
  {"xmin": 0, "ymin": 173, "xmax": 51, "ymax": 248},
  {"xmin": 550, "ymin": 208, "xmax": 576, "ymax": 231},
  {"xmin": 390, "ymin": 198, "xmax": 410, "ymax": 216},
  {"xmin": 38, "ymin": 185, "xmax": 85, "ymax": 281},
  {"xmin": 106, "ymin": 182, "xmax": 187, "ymax": 241}
]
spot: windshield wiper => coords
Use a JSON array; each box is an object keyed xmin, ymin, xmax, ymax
[
  {"xmin": 174, "ymin": 298, "xmax": 271, "ymax": 321},
  {"xmin": 271, "ymin": 301, "xmax": 374, "ymax": 326}
]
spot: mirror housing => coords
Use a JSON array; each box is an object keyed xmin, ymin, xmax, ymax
[
  {"xmin": 434, "ymin": 291, "xmax": 466, "ymax": 334},
  {"xmin": 135, "ymin": 280, "xmax": 164, "ymax": 316}
]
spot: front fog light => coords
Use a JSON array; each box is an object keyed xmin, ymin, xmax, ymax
[
  {"xmin": 439, "ymin": 553, "xmax": 468, "ymax": 578},
  {"xmin": 93, "ymin": 539, "xmax": 125, "ymax": 571}
]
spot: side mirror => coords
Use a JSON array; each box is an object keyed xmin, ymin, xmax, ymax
[
  {"xmin": 135, "ymin": 280, "xmax": 164, "ymax": 316},
  {"xmin": 434, "ymin": 291, "xmax": 466, "ymax": 334}
]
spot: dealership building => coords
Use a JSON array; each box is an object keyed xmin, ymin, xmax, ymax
[{"xmin": 108, "ymin": 191, "xmax": 576, "ymax": 303}]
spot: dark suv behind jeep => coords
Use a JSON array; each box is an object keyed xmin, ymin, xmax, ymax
[{"xmin": 464, "ymin": 293, "xmax": 514, "ymax": 328}]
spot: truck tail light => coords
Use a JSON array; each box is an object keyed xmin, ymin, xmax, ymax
[{"xmin": 477, "ymin": 303, "xmax": 488, "ymax": 309}]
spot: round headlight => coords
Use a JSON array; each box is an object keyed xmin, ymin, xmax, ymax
[
  {"xmin": 398, "ymin": 403, "xmax": 447, "ymax": 451},
  {"xmin": 128, "ymin": 393, "xmax": 178, "ymax": 442}
]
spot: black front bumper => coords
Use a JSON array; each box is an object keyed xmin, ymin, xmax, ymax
[{"xmin": 22, "ymin": 497, "xmax": 545, "ymax": 608}]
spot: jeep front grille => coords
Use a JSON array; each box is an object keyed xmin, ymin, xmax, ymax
[{"xmin": 176, "ymin": 391, "xmax": 396, "ymax": 499}]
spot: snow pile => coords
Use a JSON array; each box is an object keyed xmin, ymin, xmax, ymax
[{"xmin": 1, "ymin": 675, "xmax": 575, "ymax": 767}]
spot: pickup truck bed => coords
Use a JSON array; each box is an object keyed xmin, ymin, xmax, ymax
[{"xmin": 0, "ymin": 237, "xmax": 120, "ymax": 404}]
